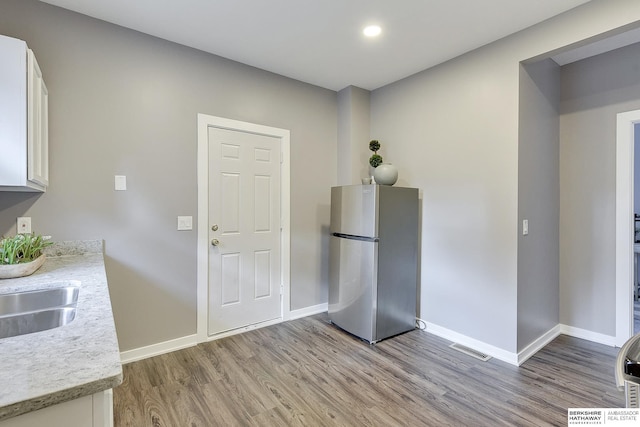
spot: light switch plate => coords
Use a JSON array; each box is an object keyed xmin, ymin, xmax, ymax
[
  {"xmin": 115, "ymin": 175, "xmax": 127, "ymax": 191},
  {"xmin": 523, "ymin": 219, "xmax": 529, "ymax": 236},
  {"xmin": 17, "ymin": 217, "xmax": 32, "ymax": 234},
  {"xmin": 177, "ymin": 216, "xmax": 193, "ymax": 231}
]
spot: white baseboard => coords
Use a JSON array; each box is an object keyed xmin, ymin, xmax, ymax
[
  {"xmin": 517, "ymin": 325, "xmax": 562, "ymax": 365},
  {"xmin": 121, "ymin": 311, "xmax": 615, "ymax": 367},
  {"xmin": 205, "ymin": 317, "xmax": 284, "ymax": 342},
  {"xmin": 517, "ymin": 324, "xmax": 616, "ymax": 366},
  {"xmin": 425, "ymin": 322, "xmax": 519, "ymax": 366},
  {"xmin": 425, "ymin": 321, "xmax": 617, "ymax": 368},
  {"xmin": 559, "ymin": 324, "xmax": 617, "ymax": 347},
  {"xmin": 120, "ymin": 303, "xmax": 329, "ymax": 363},
  {"xmin": 120, "ymin": 334, "xmax": 198, "ymax": 364},
  {"xmin": 287, "ymin": 302, "xmax": 328, "ymax": 321}
]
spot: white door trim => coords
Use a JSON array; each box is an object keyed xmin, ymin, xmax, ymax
[
  {"xmin": 196, "ymin": 114, "xmax": 291, "ymax": 343},
  {"xmin": 615, "ymin": 109, "xmax": 639, "ymax": 346}
]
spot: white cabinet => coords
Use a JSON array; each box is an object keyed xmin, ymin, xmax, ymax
[
  {"xmin": 27, "ymin": 49, "xmax": 49, "ymax": 188},
  {"xmin": 0, "ymin": 35, "xmax": 48, "ymax": 192},
  {"xmin": 0, "ymin": 390, "xmax": 113, "ymax": 427}
]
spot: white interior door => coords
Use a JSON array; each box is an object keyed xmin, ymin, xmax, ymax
[{"xmin": 207, "ymin": 126, "xmax": 282, "ymax": 336}]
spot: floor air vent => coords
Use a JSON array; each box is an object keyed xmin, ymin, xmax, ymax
[{"xmin": 449, "ymin": 343, "xmax": 491, "ymax": 361}]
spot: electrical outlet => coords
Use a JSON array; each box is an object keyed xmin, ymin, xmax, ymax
[{"xmin": 17, "ymin": 217, "xmax": 32, "ymax": 234}]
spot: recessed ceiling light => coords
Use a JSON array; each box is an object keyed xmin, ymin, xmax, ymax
[{"xmin": 363, "ymin": 25, "xmax": 382, "ymax": 37}]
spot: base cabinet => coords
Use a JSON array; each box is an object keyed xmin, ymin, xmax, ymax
[{"xmin": 0, "ymin": 390, "xmax": 113, "ymax": 427}]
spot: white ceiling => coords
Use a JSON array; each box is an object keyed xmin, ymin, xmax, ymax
[{"xmin": 39, "ymin": 0, "xmax": 596, "ymax": 91}]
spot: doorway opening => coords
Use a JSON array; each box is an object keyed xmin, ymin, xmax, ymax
[
  {"xmin": 634, "ymin": 122, "xmax": 640, "ymax": 334},
  {"xmin": 615, "ymin": 110, "xmax": 640, "ymax": 345}
]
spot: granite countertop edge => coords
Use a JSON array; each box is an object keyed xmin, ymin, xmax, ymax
[
  {"xmin": 0, "ymin": 376, "xmax": 122, "ymax": 421},
  {"xmin": 0, "ymin": 240, "xmax": 123, "ymax": 421}
]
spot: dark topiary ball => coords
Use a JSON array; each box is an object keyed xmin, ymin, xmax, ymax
[
  {"xmin": 369, "ymin": 140, "xmax": 380, "ymax": 153},
  {"xmin": 369, "ymin": 154, "xmax": 383, "ymax": 168}
]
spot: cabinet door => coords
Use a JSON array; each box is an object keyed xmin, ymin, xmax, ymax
[
  {"xmin": 0, "ymin": 391, "xmax": 113, "ymax": 427},
  {"xmin": 0, "ymin": 35, "xmax": 27, "ymax": 187},
  {"xmin": 27, "ymin": 49, "xmax": 49, "ymax": 188}
]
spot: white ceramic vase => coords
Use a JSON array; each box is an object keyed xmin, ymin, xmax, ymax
[{"xmin": 373, "ymin": 163, "xmax": 398, "ymax": 186}]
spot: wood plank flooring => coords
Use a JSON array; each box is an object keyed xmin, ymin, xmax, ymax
[{"xmin": 114, "ymin": 313, "xmax": 625, "ymax": 426}]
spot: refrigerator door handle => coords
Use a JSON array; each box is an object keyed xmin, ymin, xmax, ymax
[{"xmin": 331, "ymin": 232, "xmax": 379, "ymax": 242}]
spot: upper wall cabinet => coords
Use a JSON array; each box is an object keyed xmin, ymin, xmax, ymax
[{"xmin": 0, "ymin": 34, "xmax": 48, "ymax": 192}]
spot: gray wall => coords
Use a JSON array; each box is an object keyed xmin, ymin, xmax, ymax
[
  {"xmin": 0, "ymin": 0, "xmax": 337, "ymax": 351},
  {"xmin": 371, "ymin": 41, "xmax": 521, "ymax": 352},
  {"xmin": 517, "ymin": 59, "xmax": 560, "ymax": 351},
  {"xmin": 337, "ymin": 86, "xmax": 371, "ymax": 186},
  {"xmin": 370, "ymin": 0, "xmax": 640, "ymax": 353},
  {"xmin": 559, "ymin": 41, "xmax": 640, "ymax": 336},
  {"xmin": 4, "ymin": 0, "xmax": 640, "ymax": 356}
]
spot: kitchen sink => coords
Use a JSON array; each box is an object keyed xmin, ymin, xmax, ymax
[
  {"xmin": 0, "ymin": 285, "xmax": 79, "ymax": 317},
  {"xmin": 0, "ymin": 284, "xmax": 80, "ymax": 339},
  {"xmin": 0, "ymin": 307, "xmax": 77, "ymax": 339}
]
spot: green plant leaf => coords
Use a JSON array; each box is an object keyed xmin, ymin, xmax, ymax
[{"xmin": 0, "ymin": 233, "xmax": 52, "ymax": 265}]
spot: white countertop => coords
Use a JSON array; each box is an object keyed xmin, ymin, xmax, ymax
[{"xmin": 0, "ymin": 241, "xmax": 122, "ymax": 420}]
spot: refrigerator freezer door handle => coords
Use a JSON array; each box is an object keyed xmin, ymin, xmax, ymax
[{"xmin": 331, "ymin": 232, "xmax": 379, "ymax": 242}]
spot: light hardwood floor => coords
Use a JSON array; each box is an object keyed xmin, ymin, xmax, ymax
[{"xmin": 114, "ymin": 313, "xmax": 624, "ymax": 426}]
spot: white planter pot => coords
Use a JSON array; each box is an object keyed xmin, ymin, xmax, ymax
[
  {"xmin": 0, "ymin": 254, "xmax": 46, "ymax": 280},
  {"xmin": 373, "ymin": 163, "xmax": 398, "ymax": 186}
]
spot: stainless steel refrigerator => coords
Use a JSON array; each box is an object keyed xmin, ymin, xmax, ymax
[{"xmin": 329, "ymin": 184, "xmax": 419, "ymax": 343}]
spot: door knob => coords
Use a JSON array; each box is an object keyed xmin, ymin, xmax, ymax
[
  {"xmin": 211, "ymin": 224, "xmax": 219, "ymax": 231},
  {"xmin": 211, "ymin": 238, "xmax": 220, "ymax": 246}
]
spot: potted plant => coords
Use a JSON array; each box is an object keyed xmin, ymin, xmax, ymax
[
  {"xmin": 369, "ymin": 140, "xmax": 383, "ymax": 168},
  {"xmin": 368, "ymin": 139, "xmax": 398, "ymax": 185},
  {"xmin": 0, "ymin": 233, "xmax": 52, "ymax": 279}
]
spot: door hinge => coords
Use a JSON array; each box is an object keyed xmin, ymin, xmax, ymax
[{"xmin": 280, "ymin": 150, "xmax": 283, "ymax": 164}]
